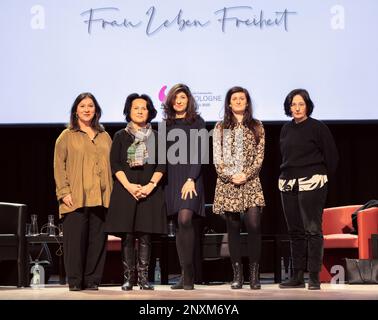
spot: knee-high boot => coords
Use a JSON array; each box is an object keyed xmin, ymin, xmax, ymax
[
  {"xmin": 121, "ymin": 235, "xmax": 136, "ymax": 291},
  {"xmin": 137, "ymin": 236, "xmax": 154, "ymax": 290}
]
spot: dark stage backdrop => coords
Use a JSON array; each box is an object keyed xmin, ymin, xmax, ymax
[{"xmin": 1, "ymin": 121, "xmax": 377, "ymax": 235}]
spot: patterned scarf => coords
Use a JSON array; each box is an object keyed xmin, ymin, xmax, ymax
[{"xmin": 125, "ymin": 122, "xmax": 152, "ymax": 167}]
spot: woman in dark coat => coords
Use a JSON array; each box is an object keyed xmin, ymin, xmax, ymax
[
  {"xmin": 163, "ymin": 83, "xmax": 206, "ymax": 290},
  {"xmin": 105, "ymin": 93, "xmax": 167, "ymax": 291}
]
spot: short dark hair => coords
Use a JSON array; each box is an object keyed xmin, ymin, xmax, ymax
[
  {"xmin": 163, "ymin": 83, "xmax": 199, "ymax": 125},
  {"xmin": 69, "ymin": 92, "xmax": 104, "ymax": 131},
  {"xmin": 284, "ymin": 88, "xmax": 314, "ymax": 117},
  {"xmin": 123, "ymin": 93, "xmax": 157, "ymax": 123}
]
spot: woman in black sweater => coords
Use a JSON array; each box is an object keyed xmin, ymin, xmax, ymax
[{"xmin": 279, "ymin": 89, "xmax": 338, "ymax": 290}]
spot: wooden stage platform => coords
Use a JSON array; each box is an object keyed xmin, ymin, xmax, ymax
[{"xmin": 1, "ymin": 283, "xmax": 377, "ymax": 300}]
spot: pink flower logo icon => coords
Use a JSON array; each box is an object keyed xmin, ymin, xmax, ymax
[{"xmin": 158, "ymin": 85, "xmax": 167, "ymax": 102}]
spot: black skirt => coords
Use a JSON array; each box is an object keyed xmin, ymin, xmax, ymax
[
  {"xmin": 164, "ymin": 163, "xmax": 205, "ymax": 217},
  {"xmin": 104, "ymin": 129, "xmax": 167, "ymax": 234},
  {"xmin": 105, "ymin": 180, "xmax": 167, "ymax": 234}
]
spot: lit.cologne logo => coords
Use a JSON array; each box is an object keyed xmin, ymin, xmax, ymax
[{"xmin": 158, "ymin": 85, "xmax": 167, "ymax": 102}]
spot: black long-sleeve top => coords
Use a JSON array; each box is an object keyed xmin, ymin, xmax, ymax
[{"xmin": 279, "ymin": 117, "xmax": 339, "ymax": 179}]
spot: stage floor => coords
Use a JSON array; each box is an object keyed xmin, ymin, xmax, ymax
[{"xmin": 1, "ymin": 283, "xmax": 377, "ymax": 300}]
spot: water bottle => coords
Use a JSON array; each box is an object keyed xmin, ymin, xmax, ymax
[
  {"xmin": 154, "ymin": 258, "xmax": 161, "ymax": 284},
  {"xmin": 168, "ymin": 220, "xmax": 175, "ymax": 237},
  {"xmin": 30, "ymin": 261, "xmax": 45, "ymax": 288},
  {"xmin": 281, "ymin": 257, "xmax": 287, "ymax": 281}
]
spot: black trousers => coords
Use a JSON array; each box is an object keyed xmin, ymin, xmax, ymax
[
  {"xmin": 280, "ymin": 185, "xmax": 328, "ymax": 273},
  {"xmin": 62, "ymin": 206, "xmax": 107, "ymax": 287}
]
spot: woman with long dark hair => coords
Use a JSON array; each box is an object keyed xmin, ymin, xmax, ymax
[
  {"xmin": 213, "ymin": 86, "xmax": 265, "ymax": 289},
  {"xmin": 54, "ymin": 92, "xmax": 112, "ymax": 291},
  {"xmin": 163, "ymin": 83, "xmax": 206, "ymax": 290},
  {"xmin": 279, "ymin": 89, "xmax": 338, "ymax": 290}
]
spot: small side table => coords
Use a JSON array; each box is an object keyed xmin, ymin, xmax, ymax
[{"xmin": 26, "ymin": 234, "xmax": 65, "ymax": 284}]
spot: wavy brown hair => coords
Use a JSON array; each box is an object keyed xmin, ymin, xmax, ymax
[
  {"xmin": 68, "ymin": 92, "xmax": 104, "ymax": 132},
  {"xmin": 163, "ymin": 83, "xmax": 199, "ymax": 125},
  {"xmin": 222, "ymin": 86, "xmax": 261, "ymax": 144}
]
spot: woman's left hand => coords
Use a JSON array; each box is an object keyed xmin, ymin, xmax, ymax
[
  {"xmin": 139, "ymin": 183, "xmax": 155, "ymax": 199},
  {"xmin": 181, "ymin": 180, "xmax": 198, "ymax": 200}
]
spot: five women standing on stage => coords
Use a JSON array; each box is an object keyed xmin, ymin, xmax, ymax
[
  {"xmin": 54, "ymin": 86, "xmax": 339, "ymax": 292},
  {"xmin": 213, "ymin": 86, "xmax": 265, "ymax": 289}
]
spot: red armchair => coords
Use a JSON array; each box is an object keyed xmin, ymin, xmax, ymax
[
  {"xmin": 320, "ymin": 205, "xmax": 378, "ymax": 282},
  {"xmin": 101, "ymin": 235, "xmax": 123, "ymax": 284},
  {"xmin": 107, "ymin": 235, "xmax": 121, "ymax": 252}
]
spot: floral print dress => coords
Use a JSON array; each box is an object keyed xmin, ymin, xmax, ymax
[{"xmin": 213, "ymin": 121, "xmax": 265, "ymax": 214}]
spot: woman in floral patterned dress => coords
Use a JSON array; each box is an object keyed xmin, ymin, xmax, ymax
[{"xmin": 213, "ymin": 86, "xmax": 265, "ymax": 290}]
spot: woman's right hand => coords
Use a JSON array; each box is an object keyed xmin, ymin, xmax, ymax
[
  {"xmin": 125, "ymin": 183, "xmax": 142, "ymax": 201},
  {"xmin": 231, "ymin": 173, "xmax": 247, "ymax": 185},
  {"xmin": 181, "ymin": 179, "xmax": 198, "ymax": 200},
  {"xmin": 62, "ymin": 194, "xmax": 73, "ymax": 207}
]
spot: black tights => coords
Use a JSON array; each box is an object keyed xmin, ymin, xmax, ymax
[
  {"xmin": 175, "ymin": 209, "xmax": 194, "ymax": 268},
  {"xmin": 225, "ymin": 207, "xmax": 261, "ymax": 264}
]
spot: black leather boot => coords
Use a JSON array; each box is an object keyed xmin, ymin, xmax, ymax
[
  {"xmin": 279, "ymin": 269, "xmax": 305, "ymax": 288},
  {"xmin": 231, "ymin": 262, "xmax": 243, "ymax": 289},
  {"xmin": 183, "ymin": 264, "xmax": 194, "ymax": 290},
  {"xmin": 171, "ymin": 271, "xmax": 184, "ymax": 290},
  {"xmin": 249, "ymin": 262, "xmax": 261, "ymax": 290},
  {"xmin": 137, "ymin": 237, "xmax": 154, "ymax": 290},
  {"xmin": 121, "ymin": 236, "xmax": 135, "ymax": 291},
  {"xmin": 308, "ymin": 272, "xmax": 321, "ymax": 290}
]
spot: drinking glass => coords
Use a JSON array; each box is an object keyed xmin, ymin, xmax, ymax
[
  {"xmin": 47, "ymin": 215, "xmax": 56, "ymax": 236},
  {"xmin": 30, "ymin": 214, "xmax": 39, "ymax": 236},
  {"xmin": 25, "ymin": 223, "xmax": 31, "ymax": 236}
]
